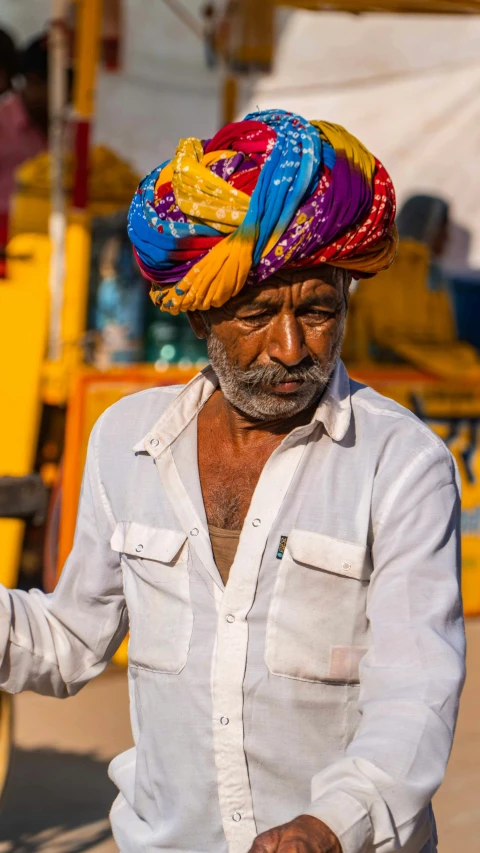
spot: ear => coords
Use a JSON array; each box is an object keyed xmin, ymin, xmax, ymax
[{"xmin": 187, "ymin": 310, "xmax": 209, "ymax": 340}]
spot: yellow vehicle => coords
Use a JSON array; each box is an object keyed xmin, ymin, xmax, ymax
[{"xmin": 1, "ymin": 0, "xmax": 480, "ymax": 795}]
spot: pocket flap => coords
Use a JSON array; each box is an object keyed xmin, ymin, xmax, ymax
[
  {"xmin": 288, "ymin": 529, "xmax": 371, "ymax": 581},
  {"xmin": 110, "ymin": 521, "xmax": 187, "ymax": 563}
]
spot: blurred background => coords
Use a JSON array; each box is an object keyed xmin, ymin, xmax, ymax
[{"xmin": 0, "ymin": 1, "xmax": 479, "ymax": 850}]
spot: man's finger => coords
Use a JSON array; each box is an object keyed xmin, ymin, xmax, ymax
[{"xmin": 248, "ymin": 827, "xmax": 282, "ymax": 853}]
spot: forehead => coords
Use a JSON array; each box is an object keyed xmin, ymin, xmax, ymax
[{"xmin": 232, "ymin": 265, "xmax": 344, "ymax": 309}]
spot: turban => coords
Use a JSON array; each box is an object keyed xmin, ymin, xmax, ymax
[{"xmin": 128, "ymin": 109, "xmax": 397, "ymax": 315}]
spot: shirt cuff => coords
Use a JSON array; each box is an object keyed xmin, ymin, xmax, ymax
[
  {"xmin": 0, "ymin": 584, "xmax": 12, "ymax": 668},
  {"xmin": 305, "ymin": 790, "xmax": 373, "ymax": 853}
]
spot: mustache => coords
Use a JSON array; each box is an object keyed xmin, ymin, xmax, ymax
[{"xmin": 235, "ymin": 358, "xmax": 327, "ymax": 388}]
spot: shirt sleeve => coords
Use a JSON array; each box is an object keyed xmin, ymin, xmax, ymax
[
  {"xmin": 305, "ymin": 441, "xmax": 466, "ymax": 853},
  {"xmin": 0, "ymin": 414, "xmax": 128, "ymax": 698}
]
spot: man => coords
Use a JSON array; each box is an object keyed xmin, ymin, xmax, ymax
[{"xmin": 0, "ymin": 110, "xmax": 465, "ymax": 853}]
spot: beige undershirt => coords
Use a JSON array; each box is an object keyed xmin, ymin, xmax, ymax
[{"xmin": 208, "ymin": 525, "xmax": 241, "ymax": 586}]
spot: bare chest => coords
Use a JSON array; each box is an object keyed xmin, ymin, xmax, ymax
[{"xmin": 198, "ymin": 439, "xmax": 279, "ymax": 530}]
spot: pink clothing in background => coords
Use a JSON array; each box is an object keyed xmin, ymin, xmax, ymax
[{"xmin": 0, "ymin": 91, "xmax": 46, "ymax": 249}]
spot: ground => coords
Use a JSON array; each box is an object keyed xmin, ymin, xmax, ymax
[{"xmin": 0, "ymin": 622, "xmax": 478, "ymax": 853}]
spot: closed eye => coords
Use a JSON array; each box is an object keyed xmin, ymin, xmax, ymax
[
  {"xmin": 299, "ymin": 308, "xmax": 336, "ymax": 322},
  {"xmin": 238, "ymin": 310, "xmax": 276, "ymax": 325}
]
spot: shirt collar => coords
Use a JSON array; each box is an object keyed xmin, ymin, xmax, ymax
[
  {"xmin": 133, "ymin": 359, "xmax": 352, "ymax": 458},
  {"xmin": 133, "ymin": 367, "xmax": 218, "ymax": 456},
  {"xmin": 313, "ymin": 359, "xmax": 352, "ymax": 442}
]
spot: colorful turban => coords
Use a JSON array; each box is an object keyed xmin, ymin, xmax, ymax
[{"xmin": 128, "ymin": 109, "xmax": 397, "ymax": 314}]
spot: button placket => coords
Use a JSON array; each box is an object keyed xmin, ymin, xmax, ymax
[{"xmin": 212, "ymin": 439, "xmax": 309, "ymax": 848}]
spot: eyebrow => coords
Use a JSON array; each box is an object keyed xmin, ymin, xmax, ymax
[
  {"xmin": 236, "ymin": 292, "xmax": 341, "ymax": 311},
  {"xmin": 301, "ymin": 292, "xmax": 341, "ymax": 309}
]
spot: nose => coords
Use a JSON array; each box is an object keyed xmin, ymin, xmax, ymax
[{"xmin": 266, "ymin": 313, "xmax": 308, "ymax": 367}]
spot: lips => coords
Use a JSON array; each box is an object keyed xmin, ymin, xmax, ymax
[{"xmin": 269, "ymin": 380, "xmax": 304, "ymax": 394}]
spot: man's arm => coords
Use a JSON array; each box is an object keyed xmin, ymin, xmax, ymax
[
  {"xmin": 0, "ymin": 415, "xmax": 128, "ymax": 697},
  {"xmin": 250, "ymin": 441, "xmax": 465, "ymax": 853}
]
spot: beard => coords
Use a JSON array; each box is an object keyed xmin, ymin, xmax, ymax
[{"xmin": 206, "ymin": 319, "xmax": 345, "ymax": 421}]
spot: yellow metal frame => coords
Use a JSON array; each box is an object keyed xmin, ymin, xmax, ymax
[
  {"xmin": 0, "ymin": 235, "xmax": 50, "ymax": 591},
  {"xmin": 43, "ymin": 216, "xmax": 92, "ymax": 405},
  {"xmin": 0, "ymin": 0, "xmax": 105, "ymax": 651},
  {"xmin": 43, "ymin": 0, "xmax": 103, "ymax": 407},
  {"xmin": 73, "ymin": 0, "xmax": 103, "ymax": 120}
]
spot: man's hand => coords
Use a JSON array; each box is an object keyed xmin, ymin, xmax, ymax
[{"xmin": 248, "ymin": 814, "xmax": 342, "ymax": 853}]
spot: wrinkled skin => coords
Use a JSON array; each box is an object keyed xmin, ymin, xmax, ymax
[
  {"xmin": 248, "ymin": 815, "xmax": 342, "ymax": 853},
  {"xmin": 192, "ymin": 265, "xmax": 347, "ymax": 417}
]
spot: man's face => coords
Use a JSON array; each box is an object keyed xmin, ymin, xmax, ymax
[{"xmin": 189, "ymin": 265, "xmax": 349, "ymax": 421}]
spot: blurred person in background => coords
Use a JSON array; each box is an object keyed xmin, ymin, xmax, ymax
[
  {"xmin": 0, "ymin": 33, "xmax": 49, "ymax": 266},
  {"xmin": 18, "ymin": 33, "xmax": 52, "ymax": 138},
  {"xmin": 0, "ymin": 110, "xmax": 465, "ymax": 853},
  {"xmin": 398, "ymin": 195, "xmax": 480, "ymax": 354},
  {"xmin": 0, "ymin": 28, "xmax": 17, "ymax": 96},
  {"xmin": 396, "ymin": 194, "xmax": 450, "ymax": 288}
]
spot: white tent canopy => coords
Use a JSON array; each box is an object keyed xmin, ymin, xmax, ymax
[{"xmin": 244, "ymin": 11, "xmax": 480, "ymax": 268}]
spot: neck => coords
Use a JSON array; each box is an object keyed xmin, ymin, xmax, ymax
[{"xmin": 207, "ymin": 386, "xmax": 321, "ymax": 448}]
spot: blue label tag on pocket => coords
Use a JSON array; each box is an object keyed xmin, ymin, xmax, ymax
[{"xmin": 276, "ymin": 535, "xmax": 288, "ymax": 559}]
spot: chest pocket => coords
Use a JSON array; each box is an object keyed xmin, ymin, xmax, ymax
[
  {"xmin": 111, "ymin": 522, "xmax": 193, "ymax": 674},
  {"xmin": 265, "ymin": 530, "xmax": 371, "ymax": 684}
]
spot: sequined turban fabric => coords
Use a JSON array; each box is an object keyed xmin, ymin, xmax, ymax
[{"xmin": 128, "ymin": 109, "xmax": 397, "ymax": 314}]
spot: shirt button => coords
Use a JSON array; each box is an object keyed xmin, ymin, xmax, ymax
[
  {"xmin": 135, "ymin": 544, "xmax": 144, "ymax": 553},
  {"xmin": 226, "ymin": 614, "xmax": 235, "ymax": 623},
  {"xmin": 190, "ymin": 528, "xmax": 199, "ymax": 536},
  {"xmin": 150, "ymin": 438, "xmax": 159, "ymax": 447},
  {"xmin": 342, "ymin": 561, "xmax": 352, "ymax": 572},
  {"xmin": 232, "ymin": 813, "xmax": 242, "ymax": 822},
  {"xmin": 252, "ymin": 518, "xmax": 261, "ymax": 527},
  {"xmin": 220, "ymin": 716, "xmax": 229, "ymax": 726}
]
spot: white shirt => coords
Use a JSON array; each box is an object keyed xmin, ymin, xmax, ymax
[{"xmin": 0, "ymin": 361, "xmax": 465, "ymax": 853}]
